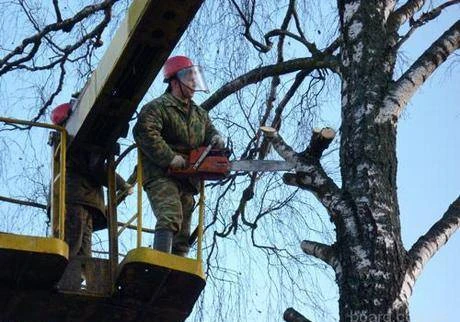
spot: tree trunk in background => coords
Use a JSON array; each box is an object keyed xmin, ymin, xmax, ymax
[{"xmin": 337, "ymin": 1, "xmax": 409, "ymax": 320}]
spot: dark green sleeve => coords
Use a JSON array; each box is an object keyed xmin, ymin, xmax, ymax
[
  {"xmin": 93, "ymin": 169, "xmax": 128, "ymax": 191},
  {"xmin": 133, "ymin": 103, "xmax": 175, "ymax": 168},
  {"xmin": 203, "ymin": 110, "xmax": 220, "ymax": 145},
  {"xmin": 85, "ymin": 153, "xmax": 128, "ymax": 191}
]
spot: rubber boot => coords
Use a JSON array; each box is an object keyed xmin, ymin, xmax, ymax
[
  {"xmin": 172, "ymin": 248, "xmax": 187, "ymax": 257},
  {"xmin": 153, "ymin": 229, "xmax": 173, "ymax": 253}
]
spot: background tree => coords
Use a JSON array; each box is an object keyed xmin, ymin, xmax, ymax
[{"xmin": 0, "ymin": 1, "xmax": 459, "ymax": 322}]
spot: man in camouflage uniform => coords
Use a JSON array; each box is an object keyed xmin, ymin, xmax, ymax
[
  {"xmin": 65, "ymin": 146, "xmax": 131, "ymax": 258},
  {"xmin": 51, "ymin": 103, "xmax": 132, "ymax": 259},
  {"xmin": 133, "ymin": 56, "xmax": 224, "ymax": 256}
]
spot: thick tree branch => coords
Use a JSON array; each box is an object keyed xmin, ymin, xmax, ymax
[
  {"xmin": 389, "ymin": 0, "xmax": 426, "ymax": 29},
  {"xmin": 0, "ymin": 195, "xmax": 47, "ymax": 210},
  {"xmin": 300, "ymin": 128, "xmax": 335, "ymax": 159},
  {"xmin": 201, "ymin": 56, "xmax": 339, "ymax": 111},
  {"xmin": 395, "ymin": 1, "xmax": 460, "ymax": 51},
  {"xmin": 376, "ymin": 20, "xmax": 460, "ymax": 124},
  {"xmin": 301, "ymin": 240, "xmax": 341, "ymax": 272},
  {"xmin": 267, "ymin": 127, "xmax": 335, "ymax": 165},
  {"xmin": 260, "ymin": 127, "xmax": 348, "ymax": 222},
  {"xmin": 396, "ymin": 196, "xmax": 460, "ymax": 306},
  {"xmin": 408, "ymin": 195, "xmax": 460, "ymax": 264}
]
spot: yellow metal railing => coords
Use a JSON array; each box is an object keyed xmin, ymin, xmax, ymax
[
  {"xmin": 116, "ymin": 147, "xmax": 205, "ymax": 261},
  {"xmin": 0, "ymin": 117, "xmax": 206, "ymax": 260},
  {"xmin": 197, "ymin": 180, "xmax": 205, "ymax": 261},
  {"xmin": 136, "ymin": 152, "xmax": 143, "ymax": 248},
  {"xmin": 0, "ymin": 116, "xmax": 67, "ymax": 240}
]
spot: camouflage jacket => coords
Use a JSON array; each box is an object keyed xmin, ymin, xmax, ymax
[
  {"xmin": 66, "ymin": 147, "xmax": 127, "ymax": 230},
  {"xmin": 133, "ymin": 92, "xmax": 219, "ymax": 188}
]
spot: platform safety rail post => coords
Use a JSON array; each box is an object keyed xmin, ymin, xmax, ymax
[
  {"xmin": 107, "ymin": 153, "xmax": 118, "ymax": 284},
  {"xmin": 137, "ymin": 151, "xmax": 143, "ymax": 248},
  {"xmin": 197, "ymin": 181, "xmax": 205, "ymax": 261},
  {"xmin": 0, "ymin": 117, "xmax": 67, "ymax": 240}
]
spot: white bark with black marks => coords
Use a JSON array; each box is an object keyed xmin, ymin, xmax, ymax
[
  {"xmin": 394, "ymin": 196, "xmax": 460, "ymax": 308},
  {"xmin": 377, "ymin": 21, "xmax": 460, "ymax": 124}
]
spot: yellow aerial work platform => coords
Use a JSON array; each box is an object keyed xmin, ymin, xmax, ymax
[
  {"xmin": 0, "ymin": 233, "xmax": 68, "ymax": 289},
  {"xmin": 116, "ymin": 249, "xmax": 205, "ymax": 321},
  {"xmin": 114, "ymin": 153, "xmax": 207, "ymax": 321},
  {"xmin": 0, "ymin": 0, "xmax": 207, "ymax": 319},
  {"xmin": 0, "ymin": 117, "xmax": 69, "ymax": 290},
  {"xmin": 0, "ymin": 145, "xmax": 206, "ymax": 322},
  {"xmin": 0, "ymin": 251, "xmax": 205, "ymax": 322}
]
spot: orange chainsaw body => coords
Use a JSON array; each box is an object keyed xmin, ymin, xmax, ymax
[{"xmin": 168, "ymin": 147, "xmax": 231, "ymax": 180}]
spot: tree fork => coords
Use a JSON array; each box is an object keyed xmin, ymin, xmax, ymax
[{"xmin": 260, "ymin": 126, "xmax": 347, "ymax": 223}]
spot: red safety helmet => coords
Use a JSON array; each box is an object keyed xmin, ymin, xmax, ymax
[
  {"xmin": 163, "ymin": 55, "xmax": 209, "ymax": 93},
  {"xmin": 51, "ymin": 103, "xmax": 72, "ymax": 125},
  {"xmin": 163, "ymin": 55, "xmax": 194, "ymax": 81}
]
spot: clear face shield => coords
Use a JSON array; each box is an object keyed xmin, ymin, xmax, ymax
[{"xmin": 175, "ymin": 66, "xmax": 209, "ymax": 93}]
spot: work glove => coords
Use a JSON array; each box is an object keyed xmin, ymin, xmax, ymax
[
  {"xmin": 169, "ymin": 155, "xmax": 187, "ymax": 169},
  {"xmin": 125, "ymin": 183, "xmax": 134, "ymax": 195},
  {"xmin": 211, "ymin": 134, "xmax": 225, "ymax": 149}
]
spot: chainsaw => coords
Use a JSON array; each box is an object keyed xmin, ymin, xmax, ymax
[{"xmin": 168, "ymin": 144, "xmax": 295, "ymax": 180}]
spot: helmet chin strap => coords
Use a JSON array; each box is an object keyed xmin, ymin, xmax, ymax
[
  {"xmin": 178, "ymin": 80, "xmax": 194, "ymax": 101},
  {"xmin": 178, "ymin": 81, "xmax": 187, "ymax": 99}
]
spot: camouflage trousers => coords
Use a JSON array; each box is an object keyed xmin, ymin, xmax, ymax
[
  {"xmin": 65, "ymin": 204, "xmax": 94, "ymax": 258},
  {"xmin": 144, "ymin": 177, "xmax": 195, "ymax": 254}
]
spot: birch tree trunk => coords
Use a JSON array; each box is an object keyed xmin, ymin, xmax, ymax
[
  {"xmin": 276, "ymin": 1, "xmax": 459, "ymax": 321},
  {"xmin": 337, "ymin": 1, "xmax": 409, "ymax": 320}
]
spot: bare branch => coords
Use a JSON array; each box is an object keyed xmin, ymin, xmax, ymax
[
  {"xmin": 0, "ymin": 195, "xmax": 47, "ymax": 210},
  {"xmin": 16, "ymin": 6, "xmax": 112, "ymax": 73},
  {"xmin": 31, "ymin": 60, "xmax": 66, "ymax": 123},
  {"xmin": 255, "ymin": 0, "xmax": 299, "ymax": 160},
  {"xmin": 52, "ymin": 0, "xmax": 63, "ymax": 23},
  {"xmin": 0, "ymin": 0, "xmax": 117, "ymax": 76},
  {"xmin": 202, "ymin": 56, "xmax": 339, "ymax": 111},
  {"xmin": 116, "ymin": 222, "xmax": 154, "ymax": 234},
  {"xmin": 258, "ymin": 69, "xmax": 310, "ymax": 159},
  {"xmin": 324, "ymin": 37, "xmax": 341, "ymax": 55},
  {"xmin": 276, "ymin": 0, "xmax": 295, "ymax": 60},
  {"xmin": 265, "ymin": 29, "xmax": 320, "ymax": 55},
  {"xmin": 230, "ymin": 0, "xmax": 272, "ymax": 52},
  {"xmin": 230, "ymin": 173, "xmax": 258, "ymax": 233},
  {"xmin": 395, "ymin": 0, "xmax": 460, "ymax": 51},
  {"xmin": 396, "ymin": 196, "xmax": 460, "ymax": 305},
  {"xmin": 389, "ymin": 0, "xmax": 426, "ymax": 29},
  {"xmin": 377, "ymin": 20, "xmax": 460, "ymax": 124},
  {"xmin": 291, "ymin": 3, "xmax": 308, "ymax": 43}
]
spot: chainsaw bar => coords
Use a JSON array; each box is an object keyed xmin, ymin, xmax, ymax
[{"xmin": 230, "ymin": 160, "xmax": 295, "ymax": 172}]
